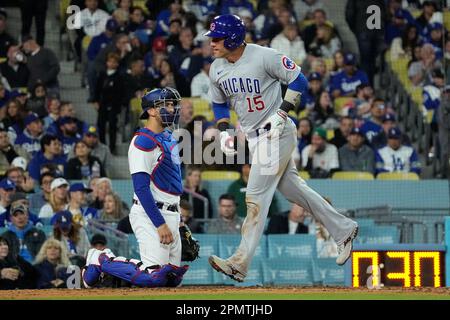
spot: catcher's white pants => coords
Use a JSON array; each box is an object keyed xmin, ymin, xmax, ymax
[
  {"xmin": 129, "ymin": 203, "xmax": 182, "ymax": 267},
  {"xmin": 228, "ymin": 120, "xmax": 357, "ymax": 275}
]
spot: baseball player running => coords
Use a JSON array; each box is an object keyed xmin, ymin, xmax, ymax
[
  {"xmin": 205, "ymin": 15, "xmax": 359, "ymax": 282},
  {"xmin": 82, "ymin": 87, "xmax": 189, "ymax": 288}
]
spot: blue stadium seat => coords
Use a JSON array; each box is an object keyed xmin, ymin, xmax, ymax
[
  {"xmin": 218, "ymin": 234, "xmax": 267, "ymax": 260},
  {"xmin": 39, "ymin": 218, "xmax": 52, "ymax": 225},
  {"xmin": 0, "ymin": 227, "xmax": 5, "ymax": 235},
  {"xmin": 262, "ymin": 258, "xmax": 314, "ymax": 285},
  {"xmin": 354, "ymin": 218, "xmax": 375, "ymax": 228},
  {"xmin": 183, "ymin": 257, "xmax": 214, "ymax": 285},
  {"xmin": 127, "ymin": 234, "xmax": 140, "ymax": 259},
  {"xmin": 201, "ymin": 181, "xmax": 234, "ymax": 217},
  {"xmin": 357, "ymin": 226, "xmax": 400, "ymax": 244},
  {"xmin": 192, "ymin": 234, "xmax": 219, "ymax": 258},
  {"xmin": 315, "ymin": 258, "xmax": 345, "ymax": 286},
  {"xmin": 267, "ymin": 234, "xmax": 316, "ymax": 259},
  {"xmin": 39, "ymin": 225, "xmax": 54, "ymax": 237}
]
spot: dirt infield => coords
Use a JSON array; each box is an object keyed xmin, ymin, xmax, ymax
[{"xmin": 1, "ymin": 286, "xmax": 450, "ymax": 300}]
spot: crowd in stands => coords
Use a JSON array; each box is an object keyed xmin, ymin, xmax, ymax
[{"xmin": 0, "ymin": 0, "xmax": 448, "ymax": 289}]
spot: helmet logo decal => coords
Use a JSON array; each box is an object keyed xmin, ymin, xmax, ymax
[
  {"xmin": 282, "ymin": 56, "xmax": 296, "ymax": 70},
  {"xmin": 210, "ymin": 22, "xmax": 215, "ymax": 31}
]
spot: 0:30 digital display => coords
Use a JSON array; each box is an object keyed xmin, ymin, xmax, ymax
[{"xmin": 351, "ymin": 251, "xmax": 445, "ymax": 288}]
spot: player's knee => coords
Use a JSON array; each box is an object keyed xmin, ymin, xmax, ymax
[
  {"xmin": 82, "ymin": 265, "xmax": 102, "ymax": 288},
  {"xmin": 245, "ymin": 199, "xmax": 260, "ymax": 221},
  {"xmin": 165, "ymin": 264, "xmax": 189, "ymax": 287}
]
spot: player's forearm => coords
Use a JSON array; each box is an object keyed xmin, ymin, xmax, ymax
[
  {"xmin": 131, "ymin": 172, "xmax": 165, "ymax": 228},
  {"xmin": 280, "ymin": 73, "xmax": 308, "ymax": 114}
]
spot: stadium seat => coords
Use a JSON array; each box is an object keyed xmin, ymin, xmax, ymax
[
  {"xmin": 183, "ymin": 257, "xmax": 214, "ymax": 285},
  {"xmin": 191, "ymin": 98, "xmax": 213, "ymax": 120},
  {"xmin": 40, "ymin": 225, "xmax": 54, "ymax": 236},
  {"xmin": 133, "ymin": 0, "xmax": 149, "ymax": 13},
  {"xmin": 315, "ymin": 258, "xmax": 345, "ymax": 285},
  {"xmin": 376, "ymin": 172, "xmax": 420, "ymax": 180},
  {"xmin": 298, "ymin": 171, "xmax": 310, "ymax": 180},
  {"xmin": 0, "ymin": 228, "xmax": 5, "ymax": 235},
  {"xmin": 332, "ymin": 171, "xmax": 374, "ymax": 180},
  {"xmin": 192, "ymin": 234, "xmax": 219, "ymax": 258},
  {"xmin": 445, "ymin": 11, "xmax": 450, "ymax": 31},
  {"xmin": 358, "ymin": 226, "xmax": 400, "ymax": 244},
  {"xmin": 267, "ymin": 234, "xmax": 316, "ymax": 259},
  {"xmin": 326, "ymin": 129, "xmax": 334, "ymax": 140},
  {"xmin": 262, "ymin": 258, "xmax": 314, "ymax": 285},
  {"xmin": 354, "ymin": 218, "xmax": 375, "ymax": 228},
  {"xmin": 218, "ymin": 234, "xmax": 267, "ymax": 259},
  {"xmin": 202, "ymin": 170, "xmax": 240, "ymax": 180},
  {"xmin": 128, "ymin": 234, "xmax": 140, "ymax": 259}
]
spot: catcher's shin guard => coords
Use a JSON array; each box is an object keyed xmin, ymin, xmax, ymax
[
  {"xmin": 166, "ymin": 264, "xmax": 189, "ymax": 287},
  {"xmin": 99, "ymin": 255, "xmax": 172, "ymax": 287},
  {"xmin": 82, "ymin": 265, "xmax": 102, "ymax": 288}
]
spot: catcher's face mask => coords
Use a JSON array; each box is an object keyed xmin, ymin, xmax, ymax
[{"xmin": 154, "ymin": 87, "xmax": 182, "ymax": 129}]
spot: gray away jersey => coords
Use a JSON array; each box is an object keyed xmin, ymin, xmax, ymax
[{"xmin": 208, "ymin": 43, "xmax": 301, "ymax": 134}]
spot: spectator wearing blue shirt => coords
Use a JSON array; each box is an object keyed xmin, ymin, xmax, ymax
[
  {"xmin": 330, "ymin": 52, "xmax": 369, "ymax": 99},
  {"xmin": 360, "ymin": 98, "xmax": 387, "ymax": 145},
  {"xmin": 221, "ymin": 0, "xmax": 255, "ymax": 18},
  {"xmin": 0, "ymin": 202, "xmax": 46, "ymax": 263},
  {"xmin": 415, "ymin": 0, "xmax": 438, "ymax": 34},
  {"xmin": 67, "ymin": 183, "xmax": 98, "ymax": 227},
  {"xmin": 57, "ymin": 116, "xmax": 82, "ymax": 157},
  {"xmin": 154, "ymin": 0, "xmax": 183, "ymax": 37},
  {"xmin": 297, "ymin": 117, "xmax": 313, "ymax": 156},
  {"xmin": 423, "ymin": 22, "xmax": 444, "ymax": 60},
  {"xmin": 385, "ymin": 2, "xmax": 416, "ymax": 45},
  {"xmin": 28, "ymin": 134, "xmax": 66, "ymax": 181},
  {"xmin": 300, "ymin": 72, "xmax": 323, "ymax": 111},
  {"xmin": 423, "ymin": 68, "xmax": 444, "ymax": 125},
  {"xmin": 371, "ymin": 113, "xmax": 411, "ymax": 150},
  {"xmin": 375, "ymin": 127, "xmax": 421, "ymax": 175},
  {"xmin": 127, "ymin": 6, "xmax": 147, "ymax": 32},
  {"xmin": 86, "ymin": 18, "xmax": 119, "ymax": 102},
  {"xmin": 14, "ymin": 112, "xmax": 44, "ymax": 157}
]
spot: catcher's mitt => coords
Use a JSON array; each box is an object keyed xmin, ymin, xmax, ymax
[{"xmin": 180, "ymin": 225, "xmax": 200, "ymax": 261}]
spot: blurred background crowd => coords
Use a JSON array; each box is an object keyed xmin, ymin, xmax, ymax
[{"xmin": 0, "ymin": 0, "xmax": 448, "ymax": 289}]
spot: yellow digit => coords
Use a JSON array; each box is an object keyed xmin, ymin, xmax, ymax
[
  {"xmin": 352, "ymin": 252, "xmax": 379, "ymax": 288},
  {"xmin": 386, "ymin": 252, "xmax": 411, "ymax": 287},
  {"xmin": 413, "ymin": 252, "xmax": 441, "ymax": 287}
]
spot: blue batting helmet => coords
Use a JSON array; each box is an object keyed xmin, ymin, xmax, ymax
[
  {"xmin": 140, "ymin": 87, "xmax": 182, "ymax": 127},
  {"xmin": 204, "ymin": 14, "xmax": 245, "ymax": 50}
]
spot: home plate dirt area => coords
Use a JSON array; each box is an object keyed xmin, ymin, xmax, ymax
[{"xmin": 1, "ymin": 286, "xmax": 450, "ymax": 300}]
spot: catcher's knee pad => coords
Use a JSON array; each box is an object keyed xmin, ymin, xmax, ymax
[
  {"xmin": 166, "ymin": 264, "xmax": 189, "ymax": 287},
  {"xmin": 82, "ymin": 265, "xmax": 102, "ymax": 288},
  {"xmin": 100, "ymin": 257, "xmax": 170, "ymax": 287}
]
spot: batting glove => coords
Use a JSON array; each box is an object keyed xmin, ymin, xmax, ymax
[
  {"xmin": 265, "ymin": 110, "xmax": 288, "ymax": 139},
  {"xmin": 219, "ymin": 131, "xmax": 237, "ymax": 156}
]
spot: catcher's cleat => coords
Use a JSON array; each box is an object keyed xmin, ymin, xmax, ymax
[
  {"xmin": 336, "ymin": 226, "xmax": 359, "ymax": 266},
  {"xmin": 208, "ymin": 255, "xmax": 246, "ymax": 283}
]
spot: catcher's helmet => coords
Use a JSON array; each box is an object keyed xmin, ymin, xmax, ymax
[
  {"xmin": 203, "ymin": 14, "xmax": 245, "ymax": 50},
  {"xmin": 140, "ymin": 87, "xmax": 181, "ymax": 127}
]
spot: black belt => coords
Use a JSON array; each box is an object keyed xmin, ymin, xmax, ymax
[
  {"xmin": 247, "ymin": 126, "xmax": 270, "ymax": 139},
  {"xmin": 133, "ymin": 199, "xmax": 178, "ymax": 212}
]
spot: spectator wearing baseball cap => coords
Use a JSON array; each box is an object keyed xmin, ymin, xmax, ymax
[
  {"xmin": 375, "ymin": 127, "xmax": 421, "ymax": 175},
  {"xmin": 0, "ymin": 7, "xmax": 17, "ymax": 58},
  {"xmin": 360, "ymin": 98, "xmax": 387, "ymax": 145},
  {"xmin": 372, "ymin": 113, "xmax": 411, "ymax": 150},
  {"xmin": 339, "ymin": 127, "xmax": 375, "ymax": 173},
  {"xmin": 38, "ymin": 177, "xmax": 69, "ymax": 219},
  {"xmin": 66, "ymin": 140, "xmax": 106, "ymax": 180},
  {"xmin": 67, "ymin": 182, "xmax": 98, "ymax": 227},
  {"xmin": 0, "ymin": 178, "xmax": 16, "ymax": 216},
  {"xmin": 0, "ymin": 190, "xmax": 40, "ymax": 228},
  {"xmin": 14, "ymin": 112, "xmax": 44, "ymax": 157},
  {"xmin": 1, "ymin": 202, "xmax": 46, "ymax": 263},
  {"xmin": 301, "ymin": 127, "xmax": 339, "ymax": 178},
  {"xmin": 330, "ymin": 52, "xmax": 369, "ymax": 99},
  {"xmin": 57, "ymin": 116, "xmax": 82, "ymax": 157},
  {"xmin": 27, "ymin": 134, "xmax": 66, "ymax": 181},
  {"xmin": 51, "ymin": 210, "xmax": 90, "ymax": 262},
  {"xmin": 300, "ymin": 72, "xmax": 323, "ymax": 111}
]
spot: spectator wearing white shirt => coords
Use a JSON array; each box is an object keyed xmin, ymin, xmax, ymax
[
  {"xmin": 190, "ymin": 57, "xmax": 213, "ymax": 103},
  {"xmin": 270, "ymin": 23, "xmax": 307, "ymax": 65},
  {"xmin": 73, "ymin": 0, "xmax": 110, "ymax": 62},
  {"xmin": 301, "ymin": 127, "xmax": 339, "ymax": 178}
]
